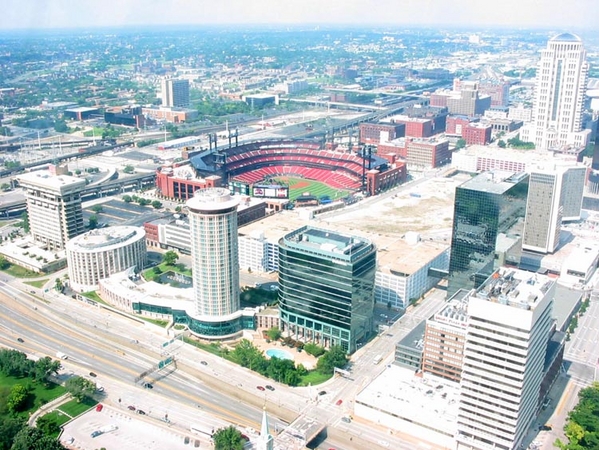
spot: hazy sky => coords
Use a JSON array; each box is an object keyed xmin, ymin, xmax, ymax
[{"xmin": 1, "ymin": 0, "xmax": 598, "ymax": 30}]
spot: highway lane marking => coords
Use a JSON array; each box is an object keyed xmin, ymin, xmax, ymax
[{"xmin": 0, "ymin": 295, "xmax": 261, "ymax": 430}]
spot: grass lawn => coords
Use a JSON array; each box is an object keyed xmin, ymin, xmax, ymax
[
  {"xmin": 274, "ymin": 176, "xmax": 349, "ymax": 202},
  {"xmin": 0, "ymin": 373, "xmax": 66, "ymax": 420},
  {"xmin": 81, "ymin": 291, "xmax": 108, "ymax": 305},
  {"xmin": 299, "ymin": 371, "xmax": 333, "ymax": 386},
  {"xmin": 1, "ymin": 263, "xmax": 42, "ymax": 278},
  {"xmin": 140, "ymin": 317, "xmax": 169, "ymax": 327},
  {"xmin": 57, "ymin": 396, "xmax": 97, "ymax": 418},
  {"xmin": 143, "ymin": 262, "xmax": 192, "ymax": 282},
  {"xmin": 24, "ymin": 279, "xmax": 49, "ymax": 289},
  {"xmin": 42, "ymin": 409, "xmax": 71, "ymax": 428}
]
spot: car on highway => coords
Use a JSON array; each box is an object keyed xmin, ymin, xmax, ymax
[
  {"xmin": 127, "ymin": 405, "xmax": 136, "ymax": 411},
  {"xmin": 144, "ymin": 382, "xmax": 153, "ymax": 389},
  {"xmin": 265, "ymin": 385, "xmax": 275, "ymax": 391},
  {"xmin": 16, "ymin": 338, "xmax": 24, "ymax": 343},
  {"xmin": 137, "ymin": 410, "xmax": 146, "ymax": 415},
  {"xmin": 336, "ymin": 399, "xmax": 343, "ymax": 406},
  {"xmin": 90, "ymin": 431, "xmax": 101, "ymax": 438},
  {"xmin": 200, "ymin": 361, "xmax": 208, "ymax": 366},
  {"xmin": 341, "ymin": 416, "xmax": 351, "ymax": 423},
  {"xmin": 256, "ymin": 386, "xmax": 266, "ymax": 391},
  {"xmin": 89, "ymin": 372, "xmax": 97, "ymax": 377},
  {"xmin": 318, "ymin": 390, "xmax": 327, "ymax": 396}
]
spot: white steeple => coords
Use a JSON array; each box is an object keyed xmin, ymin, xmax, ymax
[{"xmin": 257, "ymin": 406, "xmax": 274, "ymax": 450}]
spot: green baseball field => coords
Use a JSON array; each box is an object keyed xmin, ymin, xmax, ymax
[{"xmin": 273, "ymin": 176, "xmax": 350, "ymax": 202}]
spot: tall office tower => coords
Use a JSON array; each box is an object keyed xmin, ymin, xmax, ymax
[
  {"xmin": 447, "ymin": 171, "xmax": 529, "ymax": 298},
  {"xmin": 160, "ymin": 76, "xmax": 190, "ymax": 108},
  {"xmin": 520, "ymin": 33, "xmax": 589, "ymax": 150},
  {"xmin": 456, "ymin": 268, "xmax": 554, "ymax": 450},
  {"xmin": 187, "ymin": 188, "xmax": 242, "ymax": 336},
  {"xmin": 522, "ymin": 165, "xmax": 586, "ymax": 254},
  {"xmin": 17, "ymin": 171, "xmax": 86, "ymax": 250},
  {"xmin": 278, "ymin": 226, "xmax": 376, "ymax": 354}
]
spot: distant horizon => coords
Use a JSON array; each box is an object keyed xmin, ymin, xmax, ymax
[{"xmin": 1, "ymin": 0, "xmax": 597, "ymax": 31}]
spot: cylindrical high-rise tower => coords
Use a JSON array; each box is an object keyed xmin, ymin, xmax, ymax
[{"xmin": 187, "ymin": 188, "xmax": 240, "ymax": 320}]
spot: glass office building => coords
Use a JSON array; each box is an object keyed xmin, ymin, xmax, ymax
[
  {"xmin": 278, "ymin": 226, "xmax": 376, "ymax": 354},
  {"xmin": 447, "ymin": 171, "xmax": 529, "ymax": 298}
]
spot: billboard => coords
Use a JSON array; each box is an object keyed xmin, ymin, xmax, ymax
[
  {"xmin": 253, "ymin": 184, "xmax": 289, "ymax": 199},
  {"xmin": 229, "ymin": 181, "xmax": 250, "ymax": 196}
]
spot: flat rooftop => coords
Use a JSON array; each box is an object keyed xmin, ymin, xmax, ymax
[
  {"xmin": 475, "ymin": 267, "xmax": 554, "ymax": 310},
  {"xmin": 459, "ymin": 170, "xmax": 526, "ymax": 195},
  {"xmin": 17, "ymin": 170, "xmax": 86, "ymax": 191},
  {"xmin": 355, "ymin": 365, "xmax": 459, "ymax": 438}
]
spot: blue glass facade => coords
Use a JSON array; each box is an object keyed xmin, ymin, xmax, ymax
[
  {"xmin": 278, "ymin": 226, "xmax": 376, "ymax": 354},
  {"xmin": 447, "ymin": 172, "xmax": 529, "ymax": 298}
]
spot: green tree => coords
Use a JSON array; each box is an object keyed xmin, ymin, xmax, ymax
[
  {"xmin": 53, "ymin": 119, "xmax": 69, "ymax": 133},
  {"xmin": 0, "ymin": 349, "xmax": 34, "ymax": 377},
  {"xmin": 31, "ymin": 357, "xmax": 61, "ymax": 384},
  {"xmin": 7, "ymin": 385, "xmax": 28, "ymax": 413},
  {"xmin": 122, "ymin": 195, "xmax": 132, "ymax": 203},
  {"xmin": 20, "ymin": 212, "xmax": 29, "ymax": 233},
  {"xmin": 54, "ymin": 278, "xmax": 64, "ymax": 292},
  {"xmin": 91, "ymin": 205, "xmax": 103, "ymax": 214},
  {"xmin": 64, "ymin": 376, "xmax": 96, "ymax": 402},
  {"xmin": 36, "ymin": 415, "xmax": 60, "ymax": 437},
  {"xmin": 1, "ymin": 183, "xmax": 11, "ymax": 191},
  {"xmin": 162, "ymin": 250, "xmax": 179, "ymax": 266},
  {"xmin": 122, "ymin": 165, "xmax": 135, "ymax": 174},
  {"xmin": 231, "ymin": 339, "xmax": 265, "ymax": 369},
  {"xmin": 10, "ymin": 426, "xmax": 66, "ymax": 450},
  {"xmin": 151, "ymin": 200, "xmax": 163, "ymax": 209},
  {"xmin": 88, "ymin": 214, "xmax": 98, "ymax": 230},
  {"xmin": 316, "ymin": 345, "xmax": 348, "ymax": 374},
  {"xmin": 212, "ymin": 426, "xmax": 245, "ymax": 450},
  {"xmin": 266, "ymin": 327, "xmax": 282, "ymax": 341},
  {"xmin": 0, "ymin": 417, "xmax": 24, "ymax": 450},
  {"xmin": 455, "ymin": 138, "xmax": 466, "ymax": 150},
  {"xmin": 0, "ymin": 256, "xmax": 9, "ymax": 271},
  {"xmin": 498, "ymin": 140, "xmax": 506, "ymax": 148},
  {"xmin": 303, "ymin": 343, "xmax": 325, "ymax": 357}
]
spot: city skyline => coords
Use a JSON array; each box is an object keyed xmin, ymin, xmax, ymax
[{"xmin": 1, "ymin": 0, "xmax": 598, "ymax": 31}]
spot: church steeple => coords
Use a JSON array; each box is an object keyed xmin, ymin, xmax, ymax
[{"xmin": 257, "ymin": 406, "xmax": 274, "ymax": 450}]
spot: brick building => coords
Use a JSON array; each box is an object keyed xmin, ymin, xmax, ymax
[
  {"xmin": 359, "ymin": 122, "xmax": 405, "ymax": 144},
  {"xmin": 463, "ymin": 123, "xmax": 492, "ymax": 146}
]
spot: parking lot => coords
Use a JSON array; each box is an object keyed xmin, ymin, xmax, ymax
[{"xmin": 61, "ymin": 405, "xmax": 208, "ymax": 450}]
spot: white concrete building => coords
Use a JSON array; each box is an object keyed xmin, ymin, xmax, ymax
[
  {"xmin": 523, "ymin": 165, "xmax": 586, "ymax": 254},
  {"xmin": 456, "ymin": 268, "xmax": 554, "ymax": 450},
  {"xmin": 187, "ymin": 188, "xmax": 241, "ymax": 319},
  {"xmin": 238, "ymin": 229, "xmax": 279, "ymax": 273},
  {"xmin": 18, "ymin": 171, "xmax": 86, "ymax": 250},
  {"xmin": 520, "ymin": 33, "xmax": 590, "ymax": 150},
  {"xmin": 66, "ymin": 226, "xmax": 147, "ymax": 292}
]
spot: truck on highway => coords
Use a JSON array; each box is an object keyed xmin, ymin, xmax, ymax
[
  {"xmin": 373, "ymin": 354, "xmax": 383, "ymax": 365},
  {"xmin": 55, "ymin": 351, "xmax": 68, "ymax": 360}
]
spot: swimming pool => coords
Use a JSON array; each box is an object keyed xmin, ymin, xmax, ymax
[{"xmin": 265, "ymin": 348, "xmax": 294, "ymax": 361}]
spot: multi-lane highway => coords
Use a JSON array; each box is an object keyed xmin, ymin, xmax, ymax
[{"xmin": 0, "ymin": 273, "xmax": 450, "ymax": 450}]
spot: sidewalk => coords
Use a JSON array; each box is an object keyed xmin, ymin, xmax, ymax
[{"xmin": 28, "ymin": 393, "xmax": 72, "ymax": 427}]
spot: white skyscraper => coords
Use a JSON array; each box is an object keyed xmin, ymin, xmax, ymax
[
  {"xmin": 187, "ymin": 188, "xmax": 240, "ymax": 320},
  {"xmin": 17, "ymin": 171, "xmax": 86, "ymax": 250},
  {"xmin": 523, "ymin": 164, "xmax": 586, "ymax": 254},
  {"xmin": 520, "ymin": 33, "xmax": 590, "ymax": 150},
  {"xmin": 456, "ymin": 268, "xmax": 554, "ymax": 450}
]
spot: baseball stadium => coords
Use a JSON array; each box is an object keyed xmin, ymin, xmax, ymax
[{"xmin": 156, "ymin": 139, "xmax": 407, "ymax": 204}]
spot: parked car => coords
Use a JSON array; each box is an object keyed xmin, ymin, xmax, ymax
[
  {"xmin": 318, "ymin": 390, "xmax": 327, "ymax": 396},
  {"xmin": 95, "ymin": 404, "xmax": 103, "ymax": 412},
  {"xmin": 127, "ymin": 405, "xmax": 136, "ymax": 411},
  {"xmin": 336, "ymin": 399, "xmax": 343, "ymax": 406},
  {"xmin": 90, "ymin": 431, "xmax": 101, "ymax": 438},
  {"xmin": 89, "ymin": 372, "xmax": 97, "ymax": 377},
  {"xmin": 137, "ymin": 410, "xmax": 146, "ymax": 415},
  {"xmin": 257, "ymin": 386, "xmax": 266, "ymax": 391}
]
